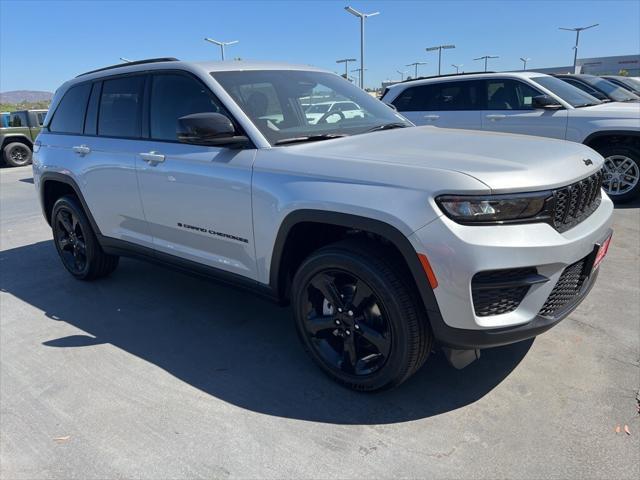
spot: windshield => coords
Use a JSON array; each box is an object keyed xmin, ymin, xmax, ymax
[
  {"xmin": 211, "ymin": 70, "xmax": 410, "ymax": 145},
  {"xmin": 530, "ymin": 76, "xmax": 602, "ymax": 107},
  {"xmin": 581, "ymin": 76, "xmax": 638, "ymax": 102}
]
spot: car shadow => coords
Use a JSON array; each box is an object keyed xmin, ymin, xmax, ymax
[
  {"xmin": 613, "ymin": 197, "xmax": 640, "ymax": 209},
  {"xmin": 18, "ymin": 177, "xmax": 34, "ymax": 184},
  {"xmin": 0, "ymin": 240, "xmax": 532, "ymax": 425}
]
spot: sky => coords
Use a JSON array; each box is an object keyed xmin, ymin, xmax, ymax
[{"xmin": 1, "ymin": 0, "xmax": 639, "ymax": 92}]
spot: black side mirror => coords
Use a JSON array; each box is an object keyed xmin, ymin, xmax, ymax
[
  {"xmin": 177, "ymin": 112, "xmax": 249, "ymax": 146},
  {"xmin": 531, "ymin": 95, "xmax": 563, "ymax": 109}
]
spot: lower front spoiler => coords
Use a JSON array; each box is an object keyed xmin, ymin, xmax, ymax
[{"xmin": 430, "ymin": 268, "xmax": 600, "ymax": 350}]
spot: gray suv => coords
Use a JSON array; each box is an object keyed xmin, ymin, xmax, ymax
[{"xmin": 34, "ymin": 58, "xmax": 613, "ymax": 390}]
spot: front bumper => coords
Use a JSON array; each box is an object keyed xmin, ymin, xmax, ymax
[{"xmin": 409, "ymin": 193, "xmax": 613, "ymax": 349}]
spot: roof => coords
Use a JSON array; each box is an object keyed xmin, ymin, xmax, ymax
[{"xmin": 386, "ymin": 70, "xmax": 551, "ymax": 91}]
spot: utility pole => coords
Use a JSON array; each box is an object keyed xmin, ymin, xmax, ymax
[
  {"xmin": 520, "ymin": 57, "xmax": 530, "ymax": 70},
  {"xmin": 406, "ymin": 61, "xmax": 427, "ymax": 79},
  {"xmin": 426, "ymin": 44, "xmax": 455, "ymax": 75},
  {"xmin": 336, "ymin": 58, "xmax": 357, "ymax": 80},
  {"xmin": 451, "ymin": 64, "xmax": 463, "ymax": 74},
  {"xmin": 396, "ymin": 70, "xmax": 408, "ymax": 81},
  {"xmin": 473, "ymin": 55, "xmax": 499, "ymax": 72},
  {"xmin": 559, "ymin": 24, "xmax": 598, "ymax": 72},
  {"xmin": 204, "ymin": 38, "xmax": 239, "ymax": 60},
  {"xmin": 344, "ymin": 6, "xmax": 380, "ymax": 89}
]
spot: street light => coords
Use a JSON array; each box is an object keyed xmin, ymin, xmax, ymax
[
  {"xmin": 351, "ymin": 67, "xmax": 367, "ymax": 86},
  {"xmin": 473, "ymin": 55, "xmax": 499, "ymax": 72},
  {"xmin": 396, "ymin": 70, "xmax": 408, "ymax": 81},
  {"xmin": 336, "ymin": 58, "xmax": 357, "ymax": 80},
  {"xmin": 204, "ymin": 38, "xmax": 239, "ymax": 61},
  {"xmin": 520, "ymin": 57, "xmax": 531, "ymax": 70},
  {"xmin": 119, "ymin": 57, "xmax": 133, "ymax": 63},
  {"xmin": 559, "ymin": 24, "xmax": 599, "ymax": 72},
  {"xmin": 406, "ymin": 61, "xmax": 427, "ymax": 79},
  {"xmin": 344, "ymin": 6, "xmax": 380, "ymax": 89},
  {"xmin": 426, "ymin": 44, "xmax": 455, "ymax": 75},
  {"xmin": 451, "ymin": 63, "xmax": 463, "ymax": 74}
]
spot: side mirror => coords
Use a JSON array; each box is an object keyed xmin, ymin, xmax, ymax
[
  {"xmin": 532, "ymin": 95, "xmax": 563, "ymax": 109},
  {"xmin": 177, "ymin": 112, "xmax": 249, "ymax": 146}
]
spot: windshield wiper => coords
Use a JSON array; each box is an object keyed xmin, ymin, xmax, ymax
[
  {"xmin": 274, "ymin": 134, "xmax": 348, "ymax": 146},
  {"xmin": 365, "ymin": 122, "xmax": 409, "ymax": 133}
]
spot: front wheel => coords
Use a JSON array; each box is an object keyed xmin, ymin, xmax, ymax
[
  {"xmin": 291, "ymin": 241, "xmax": 432, "ymax": 391},
  {"xmin": 3, "ymin": 142, "xmax": 32, "ymax": 167},
  {"xmin": 597, "ymin": 144, "xmax": 640, "ymax": 203}
]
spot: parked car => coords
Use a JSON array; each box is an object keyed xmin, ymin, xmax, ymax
[
  {"xmin": 34, "ymin": 59, "xmax": 613, "ymax": 390},
  {"xmin": 601, "ymin": 75, "xmax": 640, "ymax": 96},
  {"xmin": 382, "ymin": 72, "xmax": 640, "ymax": 202},
  {"xmin": 554, "ymin": 74, "xmax": 639, "ymax": 103},
  {"xmin": 1, "ymin": 109, "xmax": 48, "ymax": 167},
  {"xmin": 305, "ymin": 100, "xmax": 365, "ymax": 124}
]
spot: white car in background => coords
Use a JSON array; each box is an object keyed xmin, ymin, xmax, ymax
[
  {"xmin": 382, "ymin": 72, "xmax": 640, "ymax": 202},
  {"xmin": 305, "ymin": 100, "xmax": 365, "ymax": 124}
]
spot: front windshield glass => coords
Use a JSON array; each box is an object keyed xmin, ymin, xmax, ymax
[
  {"xmin": 583, "ymin": 76, "xmax": 638, "ymax": 102},
  {"xmin": 531, "ymin": 76, "xmax": 602, "ymax": 107},
  {"xmin": 211, "ymin": 70, "xmax": 410, "ymax": 145}
]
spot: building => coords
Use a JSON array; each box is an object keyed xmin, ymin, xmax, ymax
[{"xmin": 530, "ymin": 54, "xmax": 639, "ymax": 75}]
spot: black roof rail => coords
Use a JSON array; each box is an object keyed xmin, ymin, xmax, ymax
[
  {"xmin": 76, "ymin": 57, "xmax": 179, "ymax": 77},
  {"xmin": 400, "ymin": 71, "xmax": 496, "ymax": 83}
]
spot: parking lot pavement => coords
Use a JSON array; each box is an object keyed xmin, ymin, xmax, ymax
[{"xmin": 0, "ymin": 164, "xmax": 638, "ymax": 479}]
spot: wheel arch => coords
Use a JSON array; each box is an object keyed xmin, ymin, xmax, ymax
[
  {"xmin": 1, "ymin": 134, "xmax": 34, "ymax": 151},
  {"xmin": 40, "ymin": 172, "xmax": 102, "ymax": 235},
  {"xmin": 269, "ymin": 209, "xmax": 441, "ymax": 317},
  {"xmin": 583, "ymin": 130, "xmax": 640, "ymax": 150}
]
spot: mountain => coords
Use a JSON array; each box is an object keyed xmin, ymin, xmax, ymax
[{"xmin": 0, "ymin": 90, "xmax": 53, "ymax": 104}]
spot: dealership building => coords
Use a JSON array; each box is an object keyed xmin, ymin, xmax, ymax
[{"xmin": 532, "ymin": 54, "xmax": 640, "ymax": 76}]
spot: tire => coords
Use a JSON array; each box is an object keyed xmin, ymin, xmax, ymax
[
  {"xmin": 595, "ymin": 144, "xmax": 640, "ymax": 203},
  {"xmin": 3, "ymin": 142, "xmax": 32, "ymax": 167},
  {"xmin": 291, "ymin": 240, "xmax": 432, "ymax": 391},
  {"xmin": 51, "ymin": 195, "xmax": 119, "ymax": 280}
]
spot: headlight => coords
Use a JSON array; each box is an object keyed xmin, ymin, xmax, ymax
[{"xmin": 436, "ymin": 191, "xmax": 552, "ymax": 224}]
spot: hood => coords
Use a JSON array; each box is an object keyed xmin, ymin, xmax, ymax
[
  {"xmin": 575, "ymin": 101, "xmax": 640, "ymax": 118},
  {"xmin": 287, "ymin": 126, "xmax": 603, "ymax": 193}
]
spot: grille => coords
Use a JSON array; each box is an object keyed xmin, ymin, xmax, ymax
[
  {"xmin": 538, "ymin": 258, "xmax": 588, "ymax": 318},
  {"xmin": 472, "ymin": 267, "xmax": 537, "ymax": 317},
  {"xmin": 552, "ymin": 171, "xmax": 603, "ymax": 233}
]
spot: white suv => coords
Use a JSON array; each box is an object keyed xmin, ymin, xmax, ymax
[
  {"xmin": 34, "ymin": 59, "xmax": 613, "ymax": 390},
  {"xmin": 383, "ymin": 72, "xmax": 640, "ymax": 202}
]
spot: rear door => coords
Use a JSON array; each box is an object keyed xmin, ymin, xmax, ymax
[
  {"xmin": 134, "ymin": 71, "xmax": 256, "ymax": 278},
  {"xmin": 481, "ymin": 78, "xmax": 568, "ymax": 139},
  {"xmin": 390, "ymin": 80, "xmax": 483, "ymax": 130}
]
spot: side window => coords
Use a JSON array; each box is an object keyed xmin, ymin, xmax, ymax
[
  {"xmin": 98, "ymin": 76, "xmax": 144, "ymax": 138},
  {"xmin": 8, "ymin": 112, "xmax": 27, "ymax": 127},
  {"xmin": 391, "ymin": 85, "xmax": 431, "ymax": 111},
  {"xmin": 150, "ymin": 73, "xmax": 225, "ymax": 141},
  {"xmin": 49, "ymin": 83, "xmax": 92, "ymax": 134},
  {"xmin": 431, "ymin": 81, "xmax": 480, "ymax": 111},
  {"xmin": 486, "ymin": 79, "xmax": 541, "ymax": 110},
  {"xmin": 36, "ymin": 112, "xmax": 47, "ymax": 126}
]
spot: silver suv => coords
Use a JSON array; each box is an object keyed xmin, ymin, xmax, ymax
[{"xmin": 34, "ymin": 59, "xmax": 613, "ymax": 391}]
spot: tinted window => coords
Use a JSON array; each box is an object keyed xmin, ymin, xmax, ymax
[
  {"xmin": 486, "ymin": 79, "xmax": 541, "ymax": 110},
  {"xmin": 8, "ymin": 112, "xmax": 27, "ymax": 127},
  {"xmin": 392, "ymin": 81, "xmax": 481, "ymax": 111},
  {"xmin": 84, "ymin": 82, "xmax": 101, "ymax": 135},
  {"xmin": 98, "ymin": 76, "xmax": 144, "ymax": 138},
  {"xmin": 530, "ymin": 76, "xmax": 601, "ymax": 107},
  {"xmin": 392, "ymin": 85, "xmax": 430, "ymax": 111},
  {"xmin": 36, "ymin": 111, "xmax": 47, "ymax": 126},
  {"xmin": 150, "ymin": 73, "xmax": 225, "ymax": 141},
  {"xmin": 49, "ymin": 83, "xmax": 91, "ymax": 134}
]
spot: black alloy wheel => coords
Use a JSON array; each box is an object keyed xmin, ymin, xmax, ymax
[{"xmin": 54, "ymin": 207, "xmax": 88, "ymax": 275}]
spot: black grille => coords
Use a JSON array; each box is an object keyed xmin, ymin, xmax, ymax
[
  {"xmin": 538, "ymin": 258, "xmax": 588, "ymax": 318},
  {"xmin": 552, "ymin": 171, "xmax": 603, "ymax": 233},
  {"xmin": 472, "ymin": 267, "xmax": 537, "ymax": 317}
]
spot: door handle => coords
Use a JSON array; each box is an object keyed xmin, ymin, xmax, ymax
[
  {"xmin": 486, "ymin": 114, "xmax": 507, "ymax": 121},
  {"xmin": 139, "ymin": 151, "xmax": 165, "ymax": 164},
  {"xmin": 423, "ymin": 114, "xmax": 440, "ymax": 121},
  {"xmin": 72, "ymin": 145, "xmax": 91, "ymax": 156}
]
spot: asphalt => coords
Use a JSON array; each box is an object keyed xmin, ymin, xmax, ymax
[{"xmin": 1, "ymin": 165, "xmax": 638, "ymax": 479}]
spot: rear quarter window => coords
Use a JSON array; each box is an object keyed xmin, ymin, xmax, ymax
[
  {"xmin": 98, "ymin": 76, "xmax": 145, "ymax": 138},
  {"xmin": 49, "ymin": 83, "xmax": 92, "ymax": 134}
]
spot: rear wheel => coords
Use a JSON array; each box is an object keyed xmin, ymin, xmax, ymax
[
  {"xmin": 52, "ymin": 195, "xmax": 119, "ymax": 280},
  {"xmin": 3, "ymin": 142, "xmax": 32, "ymax": 167},
  {"xmin": 597, "ymin": 144, "xmax": 640, "ymax": 203},
  {"xmin": 292, "ymin": 240, "xmax": 432, "ymax": 391}
]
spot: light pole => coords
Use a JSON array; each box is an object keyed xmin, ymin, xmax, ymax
[
  {"xmin": 336, "ymin": 58, "xmax": 357, "ymax": 80},
  {"xmin": 520, "ymin": 57, "xmax": 530, "ymax": 70},
  {"xmin": 344, "ymin": 6, "xmax": 380, "ymax": 89},
  {"xmin": 426, "ymin": 44, "xmax": 455, "ymax": 75},
  {"xmin": 559, "ymin": 24, "xmax": 598, "ymax": 72},
  {"xmin": 396, "ymin": 70, "xmax": 408, "ymax": 81},
  {"xmin": 451, "ymin": 63, "xmax": 463, "ymax": 74},
  {"xmin": 119, "ymin": 57, "xmax": 132, "ymax": 63},
  {"xmin": 204, "ymin": 38, "xmax": 239, "ymax": 60},
  {"xmin": 351, "ymin": 68, "xmax": 367, "ymax": 87},
  {"xmin": 473, "ymin": 55, "xmax": 499, "ymax": 72},
  {"xmin": 406, "ymin": 61, "xmax": 427, "ymax": 79}
]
